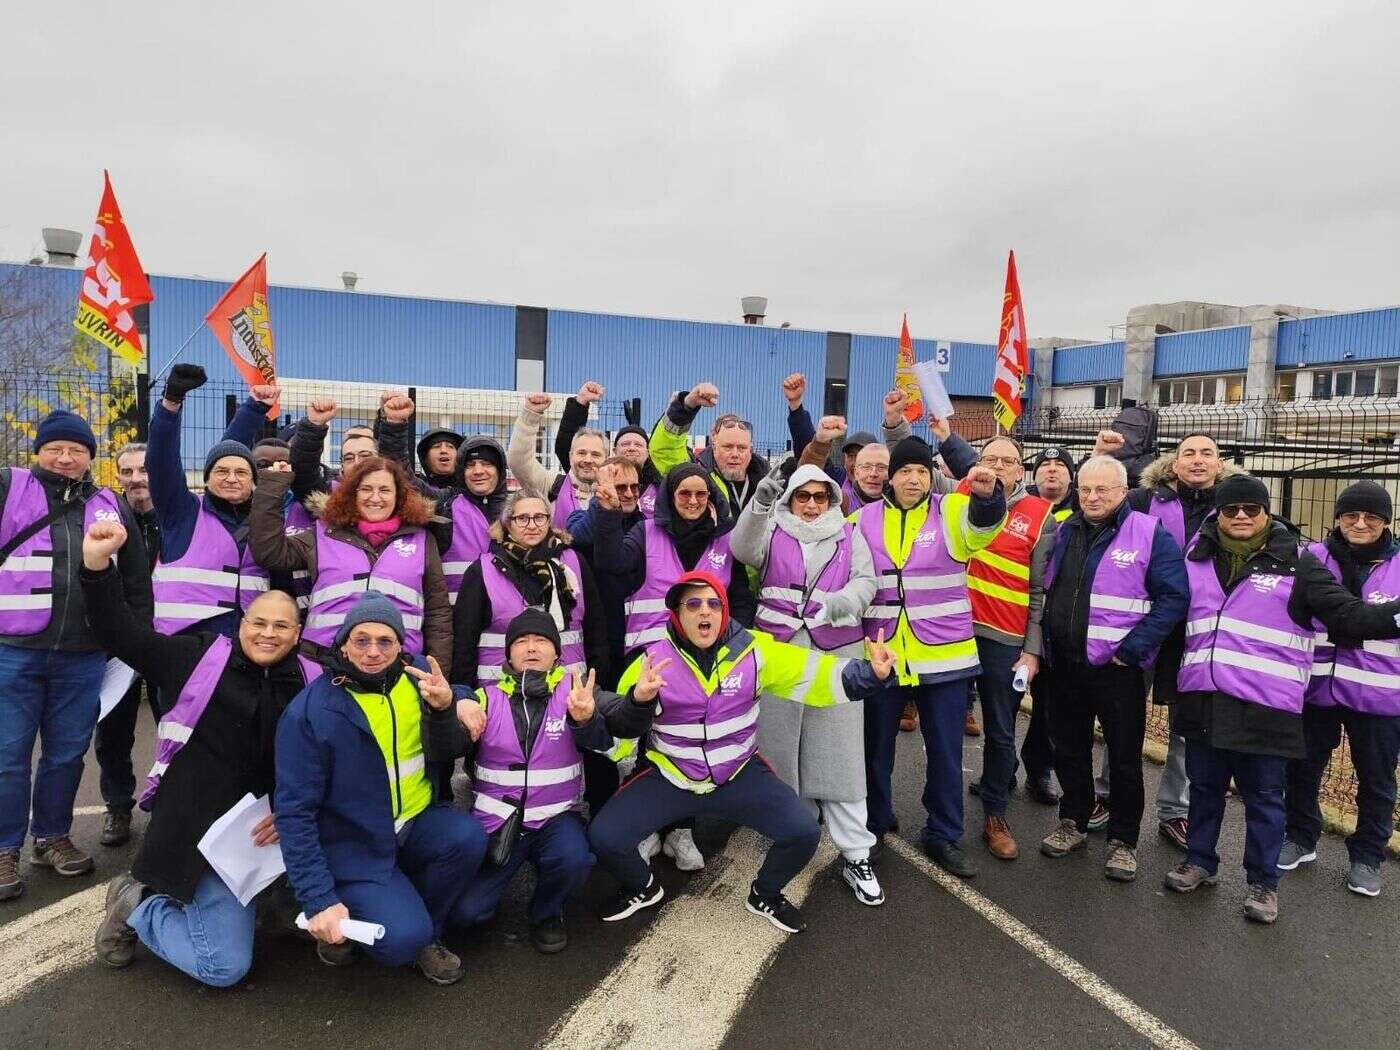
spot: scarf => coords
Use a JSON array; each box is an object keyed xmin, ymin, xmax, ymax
[
  {"xmin": 1217, "ymin": 527, "xmax": 1269, "ymax": 586},
  {"xmin": 494, "ymin": 536, "xmax": 577, "ymax": 626},
  {"xmin": 327, "ymin": 649, "xmax": 407, "ymax": 695},
  {"xmin": 357, "ymin": 515, "xmax": 402, "ymax": 549}
]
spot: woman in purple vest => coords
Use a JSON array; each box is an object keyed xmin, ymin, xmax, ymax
[
  {"xmin": 1162, "ymin": 475, "xmax": 1400, "ymax": 924},
  {"xmin": 450, "ymin": 492, "xmax": 608, "ymax": 689},
  {"xmin": 81, "ymin": 521, "xmax": 320, "ymax": 986},
  {"xmin": 249, "ymin": 457, "xmax": 454, "ymax": 671},
  {"xmin": 730, "ymin": 459, "xmax": 884, "ymax": 907}
]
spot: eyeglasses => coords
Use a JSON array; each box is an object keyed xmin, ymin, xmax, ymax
[
  {"xmin": 979, "ymin": 456, "xmax": 1022, "ymax": 469},
  {"xmin": 209, "ymin": 467, "xmax": 252, "ymax": 481},
  {"xmin": 713, "ymin": 416, "xmax": 752, "ymax": 432},
  {"xmin": 790, "ymin": 489, "xmax": 831, "ymax": 505},
  {"xmin": 510, "ymin": 512, "xmax": 550, "ymax": 527},
  {"xmin": 1219, "ymin": 503, "xmax": 1266, "ymax": 519},
  {"xmin": 682, "ymin": 597, "xmax": 724, "ymax": 611},
  {"xmin": 1339, "ymin": 511, "xmax": 1386, "ymax": 527},
  {"xmin": 614, "ymin": 483, "xmax": 642, "ymax": 495},
  {"xmin": 348, "ymin": 636, "xmax": 399, "ymax": 653},
  {"xmin": 675, "ymin": 490, "xmax": 709, "ymax": 503},
  {"xmin": 244, "ymin": 618, "xmax": 298, "ymax": 633}
]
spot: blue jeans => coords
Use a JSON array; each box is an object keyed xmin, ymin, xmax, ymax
[
  {"xmin": 1185, "ymin": 740, "xmax": 1287, "ymax": 889},
  {"xmin": 864, "ymin": 679, "xmax": 968, "ymax": 846},
  {"xmin": 128, "ymin": 869, "xmax": 256, "ymax": 987},
  {"xmin": 0, "ymin": 644, "xmax": 106, "ymax": 851},
  {"xmin": 333, "ymin": 805, "xmax": 487, "ymax": 966},
  {"xmin": 452, "ymin": 812, "xmax": 594, "ymax": 926},
  {"xmin": 973, "ymin": 638, "xmax": 1021, "ymax": 817}
]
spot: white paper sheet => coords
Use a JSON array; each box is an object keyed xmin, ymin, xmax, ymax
[
  {"xmin": 295, "ymin": 913, "xmax": 386, "ymax": 945},
  {"xmin": 912, "ymin": 359, "xmax": 955, "ymax": 420},
  {"xmin": 197, "ymin": 793, "xmax": 285, "ymax": 906},
  {"xmin": 98, "ymin": 659, "xmax": 139, "ymax": 722}
]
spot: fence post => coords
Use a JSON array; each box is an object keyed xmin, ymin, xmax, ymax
[
  {"xmin": 1280, "ymin": 474, "xmax": 1294, "ymax": 522},
  {"xmin": 407, "ymin": 386, "xmax": 418, "ymax": 441},
  {"xmin": 135, "ymin": 373, "xmax": 150, "ymax": 442},
  {"xmin": 224, "ymin": 394, "xmax": 237, "ymax": 429}
]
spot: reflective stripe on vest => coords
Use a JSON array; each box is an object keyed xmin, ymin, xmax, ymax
[
  {"xmin": 956, "ymin": 485, "xmax": 1052, "ymax": 639},
  {"xmin": 472, "ymin": 673, "xmax": 585, "ymax": 831},
  {"xmin": 475, "ymin": 550, "xmax": 587, "ymax": 683},
  {"xmin": 440, "ymin": 494, "xmax": 491, "ymax": 603},
  {"xmin": 304, "ymin": 523, "xmax": 428, "ymax": 653},
  {"xmin": 623, "ymin": 520, "xmax": 733, "ymax": 651},
  {"xmin": 152, "ymin": 500, "xmax": 270, "ymax": 635},
  {"xmin": 1045, "ymin": 509, "xmax": 1157, "ymax": 666},
  {"xmin": 1305, "ymin": 543, "xmax": 1400, "ymax": 715},
  {"xmin": 754, "ymin": 524, "xmax": 865, "ymax": 651}
]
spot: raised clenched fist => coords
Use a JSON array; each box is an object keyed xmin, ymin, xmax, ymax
[
  {"xmin": 883, "ymin": 389, "xmax": 908, "ymax": 426},
  {"xmin": 83, "ymin": 521, "xmax": 128, "ymax": 571},
  {"xmin": 523, "ymin": 393, "xmax": 552, "ymax": 415},
  {"xmin": 307, "ymin": 398, "xmax": 338, "ymax": 426},
  {"xmin": 380, "ymin": 392, "xmax": 415, "ymax": 424},
  {"xmin": 966, "ymin": 464, "xmax": 998, "ymax": 499},
  {"xmin": 250, "ymin": 383, "xmax": 282, "ymax": 406},
  {"xmin": 1094, "ymin": 429, "xmax": 1125, "ymax": 455},
  {"xmin": 781, "ymin": 373, "xmax": 807, "ymax": 409},
  {"xmin": 576, "ymin": 381, "xmax": 605, "ymax": 405},
  {"xmin": 685, "ymin": 383, "xmax": 719, "ymax": 410},
  {"xmin": 816, "ymin": 415, "xmax": 846, "ymax": 443}
]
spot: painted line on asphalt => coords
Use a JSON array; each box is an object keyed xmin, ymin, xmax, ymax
[
  {"xmin": 543, "ymin": 831, "xmax": 838, "ymax": 1050},
  {"xmin": 886, "ymin": 836, "xmax": 1199, "ymax": 1050},
  {"xmin": 0, "ymin": 878, "xmax": 112, "ymax": 1006},
  {"xmin": 72, "ymin": 806, "xmax": 109, "ymax": 817}
]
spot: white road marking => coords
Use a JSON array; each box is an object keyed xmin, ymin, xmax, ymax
[
  {"xmin": 544, "ymin": 830, "xmax": 838, "ymax": 1050},
  {"xmin": 886, "ymin": 836, "xmax": 1199, "ymax": 1050},
  {"xmin": 72, "ymin": 806, "xmax": 109, "ymax": 817},
  {"xmin": 0, "ymin": 878, "xmax": 112, "ymax": 1006}
]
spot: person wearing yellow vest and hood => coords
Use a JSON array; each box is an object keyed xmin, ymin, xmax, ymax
[{"xmin": 274, "ymin": 591, "xmax": 488, "ymax": 986}]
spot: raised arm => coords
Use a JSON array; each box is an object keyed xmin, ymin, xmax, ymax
[
  {"xmin": 555, "ymin": 382, "xmax": 600, "ymax": 465},
  {"xmin": 729, "ymin": 461, "xmax": 788, "ymax": 569},
  {"xmin": 506, "ymin": 393, "xmax": 558, "ymax": 497},
  {"xmin": 248, "ymin": 466, "xmax": 313, "ymax": 572},
  {"xmin": 147, "ymin": 365, "xmax": 205, "ymax": 550},
  {"xmin": 224, "ymin": 384, "xmax": 282, "ymax": 445},
  {"xmin": 782, "ymin": 374, "xmax": 815, "ymax": 461},
  {"xmin": 290, "ymin": 400, "xmax": 336, "ymax": 499},
  {"xmin": 649, "ymin": 383, "xmax": 717, "ymax": 478}
]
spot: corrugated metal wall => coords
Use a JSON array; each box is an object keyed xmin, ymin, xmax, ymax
[
  {"xmin": 546, "ymin": 310, "xmax": 827, "ymax": 451},
  {"xmin": 1152, "ymin": 325, "xmax": 1248, "ymax": 377},
  {"xmin": 1051, "ymin": 341, "xmax": 1124, "ymax": 385},
  {"xmin": 847, "ymin": 335, "xmax": 1000, "ymax": 436},
  {"xmin": 1276, "ymin": 307, "xmax": 1400, "ymax": 367}
]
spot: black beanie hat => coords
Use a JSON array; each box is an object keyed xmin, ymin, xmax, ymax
[
  {"xmin": 1213, "ymin": 473, "xmax": 1271, "ymax": 511},
  {"xmin": 505, "ymin": 607, "xmax": 562, "ymax": 657},
  {"xmin": 33, "ymin": 409, "xmax": 97, "ymax": 457},
  {"xmin": 615, "ymin": 424, "xmax": 648, "ymax": 446},
  {"xmin": 888, "ymin": 436, "xmax": 935, "ymax": 476},
  {"xmin": 1335, "ymin": 480, "xmax": 1393, "ymax": 523},
  {"xmin": 1032, "ymin": 446, "xmax": 1073, "ymax": 474}
]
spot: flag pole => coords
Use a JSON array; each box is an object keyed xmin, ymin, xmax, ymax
[{"xmin": 148, "ymin": 321, "xmax": 204, "ymax": 384}]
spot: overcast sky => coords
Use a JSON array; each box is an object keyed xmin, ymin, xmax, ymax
[{"xmin": 4, "ymin": 1, "xmax": 1397, "ymax": 344}]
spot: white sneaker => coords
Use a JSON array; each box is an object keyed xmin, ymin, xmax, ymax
[
  {"xmin": 638, "ymin": 833, "xmax": 662, "ymax": 862},
  {"xmin": 662, "ymin": 829, "xmax": 705, "ymax": 871},
  {"xmin": 841, "ymin": 858, "xmax": 886, "ymax": 906}
]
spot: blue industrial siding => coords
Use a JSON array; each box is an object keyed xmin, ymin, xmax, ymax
[
  {"xmin": 1276, "ymin": 308, "xmax": 1400, "ymax": 367},
  {"xmin": 547, "ymin": 311, "xmax": 827, "ymax": 453},
  {"xmin": 846, "ymin": 335, "xmax": 1001, "ymax": 436},
  {"xmin": 1051, "ymin": 342, "xmax": 1124, "ymax": 385},
  {"xmin": 1152, "ymin": 326, "xmax": 1248, "ymax": 377}
]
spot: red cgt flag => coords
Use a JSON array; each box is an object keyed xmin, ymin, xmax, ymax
[
  {"xmin": 205, "ymin": 254, "xmax": 279, "ymax": 420},
  {"xmin": 73, "ymin": 171, "xmax": 153, "ymax": 366},
  {"xmin": 893, "ymin": 313, "xmax": 924, "ymax": 423},
  {"xmin": 992, "ymin": 251, "xmax": 1029, "ymax": 431}
]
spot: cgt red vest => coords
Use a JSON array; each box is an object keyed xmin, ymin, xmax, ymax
[{"xmin": 956, "ymin": 483, "xmax": 1053, "ymax": 639}]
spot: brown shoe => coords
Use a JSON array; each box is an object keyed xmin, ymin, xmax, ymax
[
  {"xmin": 0, "ymin": 850, "xmax": 22, "ymax": 902},
  {"xmin": 899, "ymin": 701, "xmax": 918, "ymax": 733},
  {"xmin": 32, "ymin": 836, "xmax": 94, "ymax": 876},
  {"xmin": 983, "ymin": 816, "xmax": 1019, "ymax": 860},
  {"xmin": 964, "ymin": 710, "xmax": 982, "ymax": 737}
]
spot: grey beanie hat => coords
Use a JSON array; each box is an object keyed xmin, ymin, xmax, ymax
[
  {"xmin": 333, "ymin": 590, "xmax": 405, "ymax": 647},
  {"xmin": 203, "ymin": 439, "xmax": 257, "ymax": 481}
]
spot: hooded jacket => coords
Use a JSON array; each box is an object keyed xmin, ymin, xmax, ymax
[{"xmin": 416, "ymin": 428, "xmax": 464, "ymax": 487}]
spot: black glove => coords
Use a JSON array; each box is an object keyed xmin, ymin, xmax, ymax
[
  {"xmin": 776, "ymin": 456, "xmax": 799, "ymax": 483},
  {"xmin": 163, "ymin": 364, "xmax": 208, "ymax": 403}
]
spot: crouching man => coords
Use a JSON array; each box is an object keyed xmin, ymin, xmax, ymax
[
  {"xmin": 588, "ymin": 571, "xmax": 894, "ymax": 934},
  {"xmin": 274, "ymin": 591, "xmax": 488, "ymax": 985}
]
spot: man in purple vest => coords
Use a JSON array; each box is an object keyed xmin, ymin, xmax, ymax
[
  {"xmin": 1282, "ymin": 481, "xmax": 1400, "ymax": 898},
  {"xmin": 552, "ymin": 381, "xmax": 662, "ymax": 517},
  {"xmin": 1039, "ymin": 455, "xmax": 1188, "ymax": 882},
  {"xmin": 508, "ymin": 392, "xmax": 607, "ymax": 529},
  {"xmin": 83, "ymin": 521, "xmax": 318, "ymax": 983},
  {"xmin": 0, "ymin": 411, "xmax": 153, "ymax": 901},
  {"xmin": 1162, "ymin": 475, "xmax": 1400, "ymax": 923}
]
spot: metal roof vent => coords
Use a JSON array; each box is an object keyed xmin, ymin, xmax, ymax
[
  {"xmin": 42, "ymin": 228, "xmax": 82, "ymax": 266},
  {"xmin": 741, "ymin": 296, "xmax": 767, "ymax": 325},
  {"xmin": 341, "ymin": 271, "xmax": 359, "ymax": 291}
]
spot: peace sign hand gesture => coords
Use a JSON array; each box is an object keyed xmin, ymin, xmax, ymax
[
  {"xmin": 404, "ymin": 655, "xmax": 453, "ymax": 710},
  {"xmin": 567, "ymin": 669, "xmax": 597, "ymax": 722},
  {"xmin": 867, "ymin": 629, "xmax": 895, "ymax": 681},
  {"xmin": 632, "ymin": 655, "xmax": 671, "ymax": 703}
]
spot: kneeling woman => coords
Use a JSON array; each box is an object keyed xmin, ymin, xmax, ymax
[
  {"xmin": 588, "ymin": 571, "xmax": 894, "ymax": 935},
  {"xmin": 429, "ymin": 609, "xmax": 641, "ymax": 953}
]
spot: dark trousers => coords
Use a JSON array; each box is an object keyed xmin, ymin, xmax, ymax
[
  {"xmin": 1045, "ymin": 658, "xmax": 1147, "ymax": 846},
  {"xmin": 1185, "ymin": 739, "xmax": 1287, "ymax": 889},
  {"xmin": 451, "ymin": 812, "xmax": 594, "ymax": 926},
  {"xmin": 1286, "ymin": 704, "xmax": 1400, "ymax": 867},
  {"xmin": 334, "ymin": 804, "xmax": 488, "ymax": 965},
  {"xmin": 864, "ymin": 679, "xmax": 967, "ymax": 845},
  {"xmin": 589, "ymin": 759, "xmax": 819, "ymax": 898},
  {"xmin": 974, "ymin": 638, "xmax": 1022, "ymax": 817},
  {"xmin": 1021, "ymin": 684, "xmax": 1055, "ymax": 782},
  {"xmin": 582, "ymin": 749, "xmax": 620, "ymax": 818},
  {"xmin": 93, "ymin": 678, "xmax": 161, "ymax": 810}
]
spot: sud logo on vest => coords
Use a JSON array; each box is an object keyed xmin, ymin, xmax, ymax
[
  {"xmin": 543, "ymin": 714, "xmax": 567, "ymax": 740},
  {"xmin": 707, "ymin": 551, "xmax": 727, "ymax": 568},
  {"xmin": 720, "ymin": 672, "xmax": 744, "ymax": 694},
  {"xmin": 93, "ymin": 508, "xmax": 121, "ymax": 523},
  {"xmin": 1367, "ymin": 589, "xmax": 1400, "ymax": 604},
  {"xmin": 1249, "ymin": 573, "xmax": 1284, "ymax": 593},
  {"xmin": 1108, "ymin": 548, "xmax": 1138, "ymax": 567},
  {"xmin": 391, "ymin": 538, "xmax": 418, "ymax": 558}
]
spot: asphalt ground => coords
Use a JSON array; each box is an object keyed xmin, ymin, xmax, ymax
[{"xmin": 2, "ymin": 709, "xmax": 1397, "ymax": 1049}]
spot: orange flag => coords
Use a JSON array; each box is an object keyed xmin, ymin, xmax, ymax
[
  {"xmin": 893, "ymin": 313, "xmax": 924, "ymax": 423},
  {"xmin": 992, "ymin": 251, "xmax": 1028, "ymax": 431},
  {"xmin": 205, "ymin": 255, "xmax": 279, "ymax": 420},
  {"xmin": 73, "ymin": 171, "xmax": 153, "ymax": 366}
]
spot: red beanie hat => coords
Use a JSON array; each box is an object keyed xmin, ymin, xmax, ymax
[{"xmin": 664, "ymin": 570, "xmax": 730, "ymax": 638}]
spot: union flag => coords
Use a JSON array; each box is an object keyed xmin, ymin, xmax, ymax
[
  {"xmin": 992, "ymin": 251, "xmax": 1028, "ymax": 431},
  {"xmin": 205, "ymin": 255, "xmax": 279, "ymax": 420},
  {"xmin": 893, "ymin": 313, "xmax": 923, "ymax": 423},
  {"xmin": 73, "ymin": 171, "xmax": 153, "ymax": 366}
]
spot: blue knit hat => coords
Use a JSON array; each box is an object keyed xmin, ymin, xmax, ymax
[
  {"xmin": 33, "ymin": 410, "xmax": 96, "ymax": 457},
  {"xmin": 333, "ymin": 590, "xmax": 404, "ymax": 647},
  {"xmin": 203, "ymin": 439, "xmax": 256, "ymax": 481}
]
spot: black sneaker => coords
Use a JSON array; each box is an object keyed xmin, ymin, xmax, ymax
[
  {"xmin": 924, "ymin": 838, "xmax": 977, "ymax": 879},
  {"xmin": 100, "ymin": 808, "xmax": 132, "ymax": 847},
  {"xmin": 745, "ymin": 883, "xmax": 806, "ymax": 933},
  {"xmin": 600, "ymin": 875, "xmax": 664, "ymax": 922},
  {"xmin": 1027, "ymin": 774, "xmax": 1061, "ymax": 806},
  {"xmin": 530, "ymin": 915, "xmax": 568, "ymax": 953}
]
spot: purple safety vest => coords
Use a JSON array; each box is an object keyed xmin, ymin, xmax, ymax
[
  {"xmin": 550, "ymin": 472, "xmax": 581, "ymax": 531},
  {"xmin": 284, "ymin": 501, "xmax": 316, "ymax": 611},
  {"xmin": 476, "ymin": 549, "xmax": 587, "ymax": 683},
  {"xmin": 1177, "ymin": 535, "xmax": 1311, "ymax": 713},
  {"xmin": 755, "ymin": 524, "xmax": 865, "ymax": 651},
  {"xmin": 1146, "ymin": 492, "xmax": 1186, "ymax": 551},
  {"xmin": 622, "ymin": 519, "xmax": 734, "ymax": 651},
  {"xmin": 1306, "ymin": 543, "xmax": 1400, "ymax": 715},
  {"xmin": 643, "ymin": 634, "xmax": 761, "ymax": 788},
  {"xmin": 304, "ymin": 522, "xmax": 428, "ymax": 653},
  {"xmin": 152, "ymin": 501, "xmax": 270, "ymax": 635},
  {"xmin": 0, "ymin": 469, "xmax": 123, "ymax": 635},
  {"xmin": 139, "ymin": 634, "xmax": 321, "ymax": 810},
  {"xmin": 840, "ymin": 476, "xmax": 860, "ymax": 511},
  {"xmin": 855, "ymin": 498, "xmax": 972, "ymax": 646},
  {"xmin": 440, "ymin": 494, "xmax": 491, "ymax": 604},
  {"xmin": 637, "ymin": 482, "xmax": 659, "ymax": 519},
  {"xmin": 471, "ymin": 674, "xmax": 585, "ymax": 831},
  {"xmin": 1045, "ymin": 509, "xmax": 1158, "ymax": 666}
]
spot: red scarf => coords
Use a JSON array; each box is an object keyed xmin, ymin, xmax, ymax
[{"xmin": 356, "ymin": 515, "xmax": 402, "ymax": 548}]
